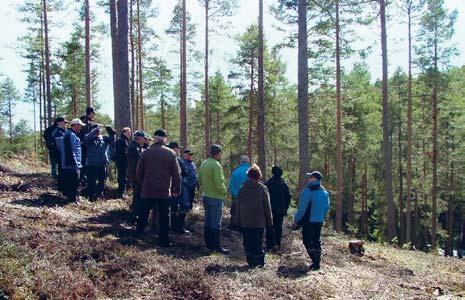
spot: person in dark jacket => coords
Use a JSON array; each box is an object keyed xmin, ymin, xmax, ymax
[
  {"xmin": 114, "ymin": 127, "xmax": 132, "ymax": 198},
  {"xmin": 183, "ymin": 148, "xmax": 198, "ymax": 210},
  {"xmin": 168, "ymin": 142, "xmax": 191, "ymax": 234},
  {"xmin": 78, "ymin": 107, "xmax": 96, "ymax": 186},
  {"xmin": 51, "ymin": 117, "xmax": 68, "ymax": 191},
  {"xmin": 84, "ymin": 124, "xmax": 116, "ymax": 201},
  {"xmin": 234, "ymin": 164, "xmax": 273, "ymax": 268},
  {"xmin": 127, "ymin": 131, "xmax": 147, "ymax": 219},
  {"xmin": 44, "ymin": 117, "xmax": 67, "ymax": 179},
  {"xmin": 135, "ymin": 129, "xmax": 181, "ymax": 247},
  {"xmin": 265, "ymin": 166, "xmax": 291, "ymax": 250},
  {"xmin": 294, "ymin": 171, "xmax": 330, "ymax": 270},
  {"xmin": 59, "ymin": 118, "xmax": 85, "ymax": 203}
]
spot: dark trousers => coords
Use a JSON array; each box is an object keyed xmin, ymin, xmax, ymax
[
  {"xmin": 266, "ymin": 214, "xmax": 284, "ymax": 248},
  {"xmin": 186, "ymin": 185, "xmax": 196, "ymax": 209},
  {"xmin": 302, "ymin": 222, "xmax": 323, "ymax": 251},
  {"xmin": 61, "ymin": 168, "xmax": 80, "ymax": 200},
  {"xmin": 87, "ymin": 165, "xmax": 106, "ymax": 200},
  {"xmin": 241, "ymin": 228, "xmax": 265, "ymax": 267},
  {"xmin": 116, "ymin": 162, "xmax": 127, "ymax": 196},
  {"xmin": 49, "ymin": 150, "xmax": 58, "ymax": 179},
  {"xmin": 136, "ymin": 198, "xmax": 170, "ymax": 243}
]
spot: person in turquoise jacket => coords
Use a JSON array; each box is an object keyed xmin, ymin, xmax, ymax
[
  {"xmin": 294, "ymin": 171, "xmax": 330, "ymax": 270},
  {"xmin": 228, "ymin": 155, "xmax": 250, "ymax": 229}
]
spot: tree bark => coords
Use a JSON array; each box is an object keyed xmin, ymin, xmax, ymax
[
  {"xmin": 335, "ymin": 0, "xmax": 343, "ymax": 232},
  {"xmin": 85, "ymin": 0, "xmax": 92, "ymax": 107},
  {"xmin": 431, "ymin": 38, "xmax": 439, "ymax": 250},
  {"xmin": 348, "ymin": 154, "xmax": 356, "ymax": 227},
  {"xmin": 204, "ymin": 0, "xmax": 211, "ymax": 157},
  {"xmin": 180, "ymin": 0, "xmax": 188, "ymax": 146},
  {"xmin": 42, "ymin": 0, "xmax": 52, "ymax": 126},
  {"xmin": 398, "ymin": 123, "xmax": 404, "ymax": 244},
  {"xmin": 130, "ymin": 0, "xmax": 136, "ymax": 127},
  {"xmin": 248, "ymin": 53, "xmax": 254, "ymax": 161},
  {"xmin": 405, "ymin": 2, "xmax": 413, "ymax": 245},
  {"xmin": 136, "ymin": 0, "xmax": 144, "ymax": 130},
  {"xmin": 297, "ymin": 0, "xmax": 309, "ymax": 193},
  {"xmin": 379, "ymin": 0, "xmax": 396, "ymax": 242},
  {"xmin": 110, "ymin": 0, "xmax": 132, "ymax": 131},
  {"xmin": 257, "ymin": 0, "xmax": 266, "ymax": 176}
]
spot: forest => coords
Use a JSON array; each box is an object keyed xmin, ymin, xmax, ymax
[{"xmin": 0, "ymin": 0, "xmax": 464, "ymax": 257}]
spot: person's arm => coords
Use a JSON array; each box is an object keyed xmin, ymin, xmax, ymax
[
  {"xmin": 171, "ymin": 155, "xmax": 181, "ymax": 196},
  {"xmin": 103, "ymin": 133, "xmax": 116, "ymax": 145},
  {"xmin": 283, "ymin": 182, "xmax": 292, "ymax": 211},
  {"xmin": 234, "ymin": 189, "xmax": 242, "ymax": 227},
  {"xmin": 294, "ymin": 190, "xmax": 310, "ymax": 224},
  {"xmin": 213, "ymin": 162, "xmax": 227, "ymax": 198},
  {"xmin": 263, "ymin": 187, "xmax": 273, "ymax": 227},
  {"xmin": 70, "ymin": 133, "xmax": 79, "ymax": 168},
  {"xmin": 85, "ymin": 127, "xmax": 99, "ymax": 144},
  {"xmin": 136, "ymin": 154, "xmax": 144, "ymax": 186}
]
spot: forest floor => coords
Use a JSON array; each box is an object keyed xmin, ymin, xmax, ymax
[{"xmin": 0, "ymin": 158, "xmax": 464, "ymax": 300}]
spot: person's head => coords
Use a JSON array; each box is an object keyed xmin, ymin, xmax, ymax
[
  {"xmin": 168, "ymin": 141, "xmax": 181, "ymax": 156},
  {"xmin": 121, "ymin": 127, "xmax": 132, "ymax": 139},
  {"xmin": 306, "ymin": 171, "xmax": 322, "ymax": 183},
  {"xmin": 55, "ymin": 117, "xmax": 68, "ymax": 129},
  {"xmin": 70, "ymin": 118, "xmax": 85, "ymax": 132},
  {"xmin": 239, "ymin": 155, "xmax": 250, "ymax": 165},
  {"xmin": 183, "ymin": 148, "xmax": 194, "ymax": 160},
  {"xmin": 247, "ymin": 164, "xmax": 262, "ymax": 181},
  {"xmin": 209, "ymin": 144, "xmax": 222, "ymax": 160},
  {"xmin": 153, "ymin": 129, "xmax": 167, "ymax": 144},
  {"xmin": 271, "ymin": 165, "xmax": 283, "ymax": 177},
  {"xmin": 133, "ymin": 131, "xmax": 146, "ymax": 146},
  {"xmin": 85, "ymin": 107, "xmax": 96, "ymax": 121}
]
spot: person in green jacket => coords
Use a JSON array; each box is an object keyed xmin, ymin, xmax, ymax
[{"xmin": 198, "ymin": 144, "xmax": 229, "ymax": 254}]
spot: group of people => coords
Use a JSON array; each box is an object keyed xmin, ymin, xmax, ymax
[{"xmin": 43, "ymin": 107, "xmax": 330, "ymax": 270}]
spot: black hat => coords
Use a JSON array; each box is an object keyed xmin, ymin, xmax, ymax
[
  {"xmin": 134, "ymin": 131, "xmax": 146, "ymax": 138},
  {"xmin": 154, "ymin": 129, "xmax": 167, "ymax": 137},
  {"xmin": 86, "ymin": 107, "xmax": 95, "ymax": 115},
  {"xmin": 54, "ymin": 117, "xmax": 68, "ymax": 124},
  {"xmin": 209, "ymin": 144, "xmax": 222, "ymax": 156},
  {"xmin": 306, "ymin": 171, "xmax": 323, "ymax": 180},
  {"xmin": 168, "ymin": 141, "xmax": 180, "ymax": 149},
  {"xmin": 183, "ymin": 148, "xmax": 194, "ymax": 155},
  {"xmin": 272, "ymin": 165, "xmax": 283, "ymax": 177}
]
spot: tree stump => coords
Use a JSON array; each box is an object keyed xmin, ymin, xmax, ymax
[{"xmin": 349, "ymin": 240, "xmax": 365, "ymax": 256}]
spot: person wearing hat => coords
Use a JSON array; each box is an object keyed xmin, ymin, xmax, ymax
[
  {"xmin": 228, "ymin": 155, "xmax": 251, "ymax": 229},
  {"xmin": 135, "ymin": 129, "xmax": 181, "ymax": 247},
  {"xmin": 59, "ymin": 118, "xmax": 85, "ymax": 203},
  {"xmin": 127, "ymin": 131, "xmax": 148, "ymax": 221},
  {"xmin": 233, "ymin": 164, "xmax": 273, "ymax": 268},
  {"xmin": 43, "ymin": 117, "xmax": 67, "ymax": 179},
  {"xmin": 198, "ymin": 144, "xmax": 229, "ymax": 254},
  {"xmin": 183, "ymin": 148, "xmax": 198, "ymax": 210},
  {"xmin": 51, "ymin": 117, "xmax": 69, "ymax": 191},
  {"xmin": 167, "ymin": 142, "xmax": 190, "ymax": 234},
  {"xmin": 294, "ymin": 171, "xmax": 330, "ymax": 270},
  {"xmin": 78, "ymin": 107, "xmax": 97, "ymax": 186},
  {"xmin": 114, "ymin": 127, "xmax": 132, "ymax": 198},
  {"xmin": 265, "ymin": 165, "xmax": 292, "ymax": 250}
]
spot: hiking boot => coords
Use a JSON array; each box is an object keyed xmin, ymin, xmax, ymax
[
  {"xmin": 214, "ymin": 229, "xmax": 230, "ymax": 255},
  {"xmin": 204, "ymin": 228, "xmax": 215, "ymax": 251},
  {"xmin": 159, "ymin": 241, "xmax": 174, "ymax": 248},
  {"xmin": 176, "ymin": 213, "xmax": 190, "ymax": 234}
]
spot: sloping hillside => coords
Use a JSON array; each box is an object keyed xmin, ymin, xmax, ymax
[{"xmin": 0, "ymin": 162, "xmax": 464, "ymax": 299}]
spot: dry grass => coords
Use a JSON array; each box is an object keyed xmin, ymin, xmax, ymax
[{"xmin": 0, "ymin": 166, "xmax": 464, "ymax": 299}]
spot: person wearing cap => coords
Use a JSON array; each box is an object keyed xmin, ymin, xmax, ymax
[
  {"xmin": 43, "ymin": 117, "xmax": 67, "ymax": 179},
  {"xmin": 51, "ymin": 117, "xmax": 69, "ymax": 191},
  {"xmin": 167, "ymin": 142, "xmax": 191, "ymax": 234},
  {"xmin": 294, "ymin": 171, "xmax": 330, "ymax": 270},
  {"xmin": 84, "ymin": 124, "xmax": 116, "ymax": 201},
  {"xmin": 78, "ymin": 107, "xmax": 97, "ymax": 186},
  {"xmin": 135, "ymin": 129, "xmax": 181, "ymax": 247},
  {"xmin": 59, "ymin": 118, "xmax": 85, "ymax": 203},
  {"xmin": 183, "ymin": 148, "xmax": 198, "ymax": 210},
  {"xmin": 228, "ymin": 155, "xmax": 251, "ymax": 229},
  {"xmin": 114, "ymin": 127, "xmax": 132, "ymax": 198},
  {"xmin": 265, "ymin": 165, "xmax": 292, "ymax": 250},
  {"xmin": 198, "ymin": 144, "xmax": 229, "ymax": 254},
  {"xmin": 233, "ymin": 164, "xmax": 272, "ymax": 268},
  {"xmin": 127, "ymin": 131, "xmax": 148, "ymax": 221}
]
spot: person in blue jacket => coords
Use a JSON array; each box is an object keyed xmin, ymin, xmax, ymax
[
  {"xmin": 294, "ymin": 171, "xmax": 330, "ymax": 270},
  {"xmin": 228, "ymin": 155, "xmax": 251, "ymax": 228}
]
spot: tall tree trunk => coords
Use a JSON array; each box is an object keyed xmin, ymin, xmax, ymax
[
  {"xmin": 405, "ymin": 2, "xmax": 413, "ymax": 245},
  {"xmin": 335, "ymin": 0, "xmax": 343, "ymax": 232},
  {"xmin": 216, "ymin": 109, "xmax": 221, "ymax": 145},
  {"xmin": 248, "ymin": 54, "xmax": 254, "ymax": 161},
  {"xmin": 85, "ymin": 0, "xmax": 92, "ymax": 107},
  {"xmin": 297, "ymin": 0, "xmax": 309, "ymax": 192},
  {"xmin": 348, "ymin": 154, "xmax": 356, "ymax": 227},
  {"xmin": 39, "ymin": 46, "xmax": 44, "ymax": 149},
  {"xmin": 257, "ymin": 0, "xmax": 266, "ymax": 175},
  {"xmin": 8, "ymin": 97, "xmax": 12, "ymax": 143},
  {"xmin": 379, "ymin": 0, "xmax": 396, "ymax": 242},
  {"xmin": 110, "ymin": 0, "xmax": 132, "ymax": 131},
  {"xmin": 362, "ymin": 161, "xmax": 369, "ymax": 237},
  {"xmin": 136, "ymin": 0, "xmax": 144, "ymax": 130},
  {"xmin": 72, "ymin": 86, "xmax": 78, "ymax": 117},
  {"xmin": 398, "ymin": 123, "xmax": 404, "ymax": 244},
  {"xmin": 161, "ymin": 91, "xmax": 166, "ymax": 129},
  {"xmin": 130, "ymin": 0, "xmax": 136, "ymax": 127},
  {"xmin": 33, "ymin": 87, "xmax": 37, "ymax": 153},
  {"xmin": 180, "ymin": 0, "xmax": 187, "ymax": 146},
  {"xmin": 42, "ymin": 0, "xmax": 52, "ymax": 126},
  {"xmin": 445, "ymin": 160, "xmax": 454, "ymax": 256},
  {"xmin": 431, "ymin": 41, "xmax": 439, "ymax": 250},
  {"xmin": 204, "ymin": 0, "xmax": 210, "ymax": 157}
]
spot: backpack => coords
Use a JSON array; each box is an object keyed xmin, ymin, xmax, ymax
[{"xmin": 43, "ymin": 124, "xmax": 58, "ymax": 149}]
